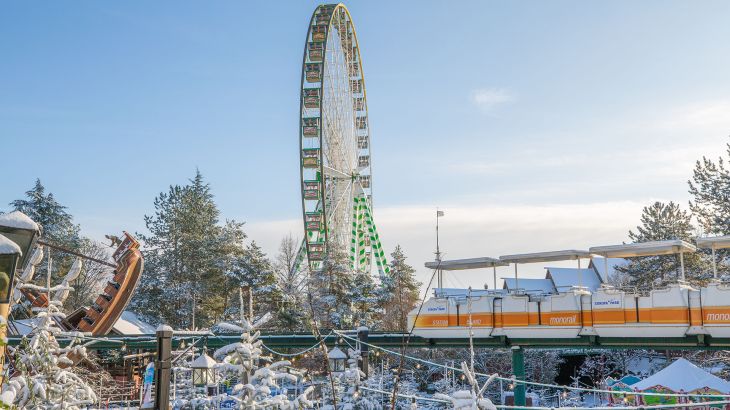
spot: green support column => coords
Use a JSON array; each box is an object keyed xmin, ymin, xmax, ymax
[{"xmin": 511, "ymin": 345, "xmax": 526, "ymax": 408}]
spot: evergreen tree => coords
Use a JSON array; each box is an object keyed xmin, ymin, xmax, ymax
[
  {"xmin": 308, "ymin": 248, "xmax": 355, "ymax": 329},
  {"xmin": 226, "ymin": 241, "xmax": 280, "ymax": 323},
  {"xmin": 9, "ymin": 179, "xmax": 81, "ymax": 247},
  {"xmin": 378, "ymin": 246, "xmax": 421, "ymax": 332},
  {"xmin": 618, "ymin": 201, "xmax": 708, "ymax": 287},
  {"xmin": 689, "ymin": 140, "xmax": 730, "ymax": 277},
  {"xmin": 8, "ymin": 179, "xmax": 109, "ymax": 313},
  {"xmin": 689, "ymin": 141, "xmax": 730, "ymax": 235},
  {"xmin": 133, "ymin": 170, "xmax": 244, "ymax": 328}
]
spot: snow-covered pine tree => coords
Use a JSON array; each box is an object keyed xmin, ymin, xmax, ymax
[
  {"xmin": 617, "ymin": 201, "xmax": 709, "ymax": 287},
  {"xmin": 133, "ymin": 170, "xmax": 246, "ymax": 328},
  {"xmin": 378, "ymin": 246, "xmax": 421, "ymax": 332},
  {"xmin": 689, "ymin": 141, "xmax": 730, "ymax": 236},
  {"xmin": 0, "ymin": 281, "xmax": 97, "ymax": 408},
  {"xmin": 308, "ymin": 248, "xmax": 355, "ymax": 329},
  {"xmin": 213, "ymin": 312, "xmax": 314, "ymax": 408},
  {"xmin": 433, "ymin": 362, "xmax": 497, "ymax": 410},
  {"xmin": 227, "ymin": 241, "xmax": 281, "ymax": 324},
  {"xmin": 336, "ymin": 348, "xmax": 381, "ymax": 410}
]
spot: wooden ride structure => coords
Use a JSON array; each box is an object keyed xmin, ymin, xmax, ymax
[{"xmin": 18, "ymin": 232, "xmax": 144, "ymax": 336}]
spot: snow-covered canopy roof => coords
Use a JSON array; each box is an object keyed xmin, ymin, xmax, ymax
[
  {"xmin": 696, "ymin": 235, "xmax": 730, "ymax": 250},
  {"xmin": 190, "ymin": 351, "xmax": 217, "ymax": 369},
  {"xmin": 112, "ymin": 311, "xmax": 156, "ymax": 335},
  {"xmin": 328, "ymin": 347, "xmax": 347, "ymax": 359},
  {"xmin": 0, "ymin": 234, "xmax": 21, "ymax": 256},
  {"xmin": 0, "ymin": 211, "xmax": 39, "ymax": 232},
  {"xmin": 589, "ymin": 240, "xmax": 696, "ymax": 258},
  {"xmin": 425, "ymin": 257, "xmax": 508, "ymax": 271},
  {"xmin": 631, "ymin": 358, "xmax": 730, "ymax": 393},
  {"xmin": 590, "ymin": 257, "xmax": 628, "ymax": 282},
  {"xmin": 434, "ymin": 288, "xmax": 503, "ymax": 297},
  {"xmin": 502, "ymin": 278, "xmax": 555, "ymax": 294},
  {"xmin": 546, "ymin": 267, "xmax": 602, "ymax": 291},
  {"xmin": 500, "ymin": 250, "xmax": 590, "ymax": 264}
]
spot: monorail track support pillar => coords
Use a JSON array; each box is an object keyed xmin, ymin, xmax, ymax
[{"xmin": 511, "ymin": 345, "xmax": 526, "ymax": 408}]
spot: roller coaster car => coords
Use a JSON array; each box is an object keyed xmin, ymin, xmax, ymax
[
  {"xmin": 308, "ymin": 42, "xmax": 324, "ymax": 62},
  {"xmin": 409, "ymin": 240, "xmax": 730, "ymax": 340},
  {"xmin": 305, "ymin": 63, "xmax": 322, "ymax": 83},
  {"xmin": 302, "ymin": 149, "xmax": 320, "ymax": 168},
  {"xmin": 311, "ymin": 25, "xmax": 327, "ymax": 43},
  {"xmin": 303, "ymin": 181, "xmax": 321, "ymax": 199},
  {"xmin": 302, "ymin": 118, "xmax": 320, "ymax": 137}
]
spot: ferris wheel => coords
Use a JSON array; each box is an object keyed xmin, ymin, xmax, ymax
[{"xmin": 298, "ymin": 3, "xmax": 388, "ymax": 276}]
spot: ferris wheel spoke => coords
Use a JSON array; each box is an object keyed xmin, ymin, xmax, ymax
[{"xmin": 323, "ymin": 164, "xmax": 351, "ymax": 180}]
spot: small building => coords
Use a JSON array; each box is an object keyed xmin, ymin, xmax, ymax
[
  {"xmin": 589, "ymin": 256, "xmax": 628, "ymax": 282},
  {"xmin": 545, "ymin": 267, "xmax": 602, "ymax": 292}
]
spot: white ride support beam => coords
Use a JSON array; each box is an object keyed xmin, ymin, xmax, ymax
[
  {"xmin": 425, "ymin": 257, "xmax": 508, "ymax": 290},
  {"xmin": 589, "ymin": 239, "xmax": 697, "ymax": 281},
  {"xmin": 499, "ymin": 250, "xmax": 591, "ymax": 291},
  {"xmin": 696, "ymin": 235, "xmax": 730, "ymax": 279}
]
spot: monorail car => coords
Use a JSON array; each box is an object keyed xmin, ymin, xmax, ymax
[{"xmin": 409, "ymin": 238, "xmax": 730, "ymax": 339}]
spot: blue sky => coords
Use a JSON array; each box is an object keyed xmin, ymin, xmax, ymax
[{"xmin": 2, "ymin": 1, "xmax": 730, "ymax": 287}]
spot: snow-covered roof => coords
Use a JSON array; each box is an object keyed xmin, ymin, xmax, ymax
[
  {"xmin": 434, "ymin": 288, "xmax": 503, "ymax": 297},
  {"xmin": 696, "ymin": 235, "xmax": 730, "ymax": 250},
  {"xmin": 328, "ymin": 347, "xmax": 347, "ymax": 359},
  {"xmin": 500, "ymin": 250, "xmax": 590, "ymax": 264},
  {"xmin": 502, "ymin": 278, "xmax": 555, "ymax": 294},
  {"xmin": 0, "ymin": 211, "xmax": 39, "ymax": 232},
  {"xmin": 589, "ymin": 257, "xmax": 628, "ymax": 282},
  {"xmin": 632, "ymin": 358, "xmax": 730, "ymax": 393},
  {"xmin": 425, "ymin": 257, "xmax": 508, "ymax": 271},
  {"xmin": 9, "ymin": 317, "xmax": 42, "ymax": 336},
  {"xmin": 112, "ymin": 311, "xmax": 157, "ymax": 335},
  {"xmin": 190, "ymin": 352, "xmax": 216, "ymax": 369},
  {"xmin": 546, "ymin": 267, "xmax": 602, "ymax": 291},
  {"xmin": 590, "ymin": 240, "xmax": 696, "ymax": 257},
  {"xmin": 0, "ymin": 234, "xmax": 21, "ymax": 255}
]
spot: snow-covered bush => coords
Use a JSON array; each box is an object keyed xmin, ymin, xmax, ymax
[{"xmin": 1, "ymin": 280, "xmax": 97, "ymax": 409}]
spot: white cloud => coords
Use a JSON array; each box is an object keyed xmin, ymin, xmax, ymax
[
  {"xmin": 470, "ymin": 88, "xmax": 515, "ymax": 112},
  {"xmin": 659, "ymin": 100, "xmax": 730, "ymax": 132}
]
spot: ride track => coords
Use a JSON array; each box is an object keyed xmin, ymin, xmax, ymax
[{"xmin": 297, "ymin": 3, "xmax": 389, "ymax": 276}]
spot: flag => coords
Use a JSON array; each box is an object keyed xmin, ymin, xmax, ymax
[{"xmin": 437, "ymin": 210, "xmax": 445, "ymax": 217}]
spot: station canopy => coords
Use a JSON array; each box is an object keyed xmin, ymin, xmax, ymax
[
  {"xmin": 696, "ymin": 235, "xmax": 730, "ymax": 250},
  {"xmin": 425, "ymin": 256, "xmax": 507, "ymax": 271},
  {"xmin": 499, "ymin": 250, "xmax": 591, "ymax": 264},
  {"xmin": 589, "ymin": 240, "xmax": 696, "ymax": 258}
]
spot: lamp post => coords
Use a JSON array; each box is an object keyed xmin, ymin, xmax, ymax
[
  {"xmin": 191, "ymin": 348, "xmax": 217, "ymax": 396},
  {"xmin": 328, "ymin": 346, "xmax": 347, "ymax": 374},
  {"xmin": 0, "ymin": 211, "xmax": 40, "ymax": 382}
]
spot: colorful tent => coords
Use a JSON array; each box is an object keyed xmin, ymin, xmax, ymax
[{"xmin": 623, "ymin": 358, "xmax": 730, "ymax": 408}]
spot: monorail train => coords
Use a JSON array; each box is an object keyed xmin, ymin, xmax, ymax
[{"xmin": 408, "ymin": 238, "xmax": 730, "ymax": 339}]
